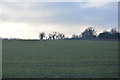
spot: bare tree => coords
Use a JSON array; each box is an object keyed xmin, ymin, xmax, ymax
[
  {"xmin": 81, "ymin": 27, "xmax": 97, "ymax": 39},
  {"xmin": 39, "ymin": 32, "xmax": 45, "ymax": 40},
  {"xmin": 52, "ymin": 32, "xmax": 57, "ymax": 40},
  {"xmin": 110, "ymin": 28, "xmax": 118, "ymax": 34},
  {"xmin": 72, "ymin": 34, "xmax": 79, "ymax": 39}
]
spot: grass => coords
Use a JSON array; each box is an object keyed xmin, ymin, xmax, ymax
[{"xmin": 2, "ymin": 40, "xmax": 118, "ymax": 78}]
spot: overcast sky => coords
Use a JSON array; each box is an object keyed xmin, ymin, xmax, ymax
[{"xmin": 0, "ymin": 1, "xmax": 118, "ymax": 39}]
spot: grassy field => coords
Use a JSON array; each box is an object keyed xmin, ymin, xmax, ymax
[{"xmin": 2, "ymin": 40, "xmax": 118, "ymax": 78}]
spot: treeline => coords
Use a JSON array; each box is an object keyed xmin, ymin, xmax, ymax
[
  {"xmin": 39, "ymin": 27, "xmax": 120, "ymax": 40},
  {"xmin": 39, "ymin": 32, "xmax": 65, "ymax": 40}
]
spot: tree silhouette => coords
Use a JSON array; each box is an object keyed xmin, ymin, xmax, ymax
[
  {"xmin": 39, "ymin": 32, "xmax": 45, "ymax": 40},
  {"xmin": 110, "ymin": 28, "xmax": 118, "ymax": 34},
  {"xmin": 81, "ymin": 27, "xmax": 97, "ymax": 39},
  {"xmin": 72, "ymin": 34, "xmax": 79, "ymax": 39},
  {"xmin": 110, "ymin": 28, "xmax": 120, "ymax": 39},
  {"xmin": 48, "ymin": 33, "xmax": 52, "ymax": 40},
  {"xmin": 98, "ymin": 28, "xmax": 120, "ymax": 39},
  {"xmin": 38, "ymin": 27, "xmax": 120, "ymax": 41},
  {"xmin": 52, "ymin": 32, "xmax": 57, "ymax": 40},
  {"xmin": 58, "ymin": 33, "xmax": 65, "ymax": 39},
  {"xmin": 98, "ymin": 31, "xmax": 112, "ymax": 39}
]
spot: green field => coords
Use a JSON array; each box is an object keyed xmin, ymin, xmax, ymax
[{"xmin": 2, "ymin": 40, "xmax": 118, "ymax": 78}]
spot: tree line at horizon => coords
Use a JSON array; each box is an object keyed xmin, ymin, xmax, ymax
[
  {"xmin": 2, "ymin": 27, "xmax": 120, "ymax": 40},
  {"xmin": 39, "ymin": 27, "xmax": 120, "ymax": 40}
]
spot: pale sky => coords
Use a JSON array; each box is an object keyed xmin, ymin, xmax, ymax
[{"xmin": 0, "ymin": 1, "xmax": 118, "ymax": 39}]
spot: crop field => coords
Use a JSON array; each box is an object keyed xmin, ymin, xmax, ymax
[{"xmin": 2, "ymin": 40, "xmax": 118, "ymax": 78}]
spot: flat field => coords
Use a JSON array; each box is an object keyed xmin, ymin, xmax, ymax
[{"xmin": 2, "ymin": 40, "xmax": 118, "ymax": 78}]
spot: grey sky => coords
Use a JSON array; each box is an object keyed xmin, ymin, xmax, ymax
[{"xmin": 0, "ymin": 2, "xmax": 118, "ymax": 39}]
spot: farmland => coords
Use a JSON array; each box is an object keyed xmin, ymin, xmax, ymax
[{"xmin": 2, "ymin": 40, "xmax": 118, "ymax": 78}]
